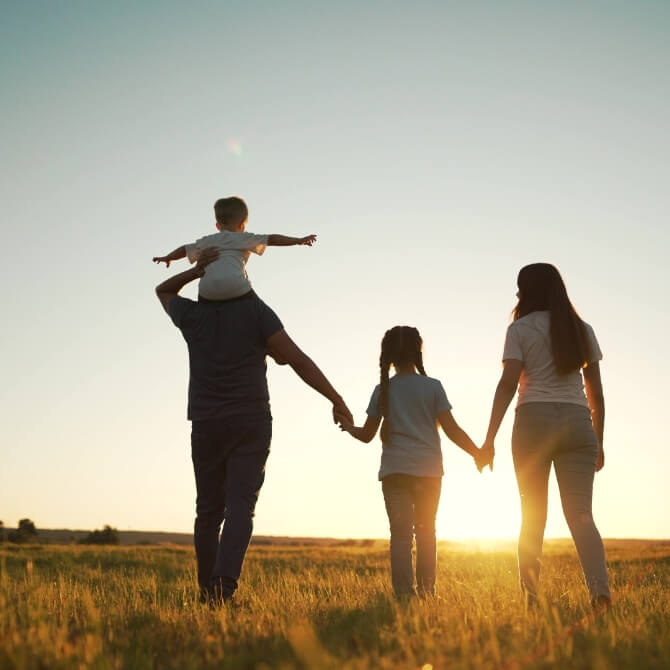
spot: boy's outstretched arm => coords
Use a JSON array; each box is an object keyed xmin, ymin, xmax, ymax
[
  {"xmin": 153, "ymin": 245, "xmax": 187, "ymax": 267},
  {"xmin": 267, "ymin": 234, "xmax": 317, "ymax": 247}
]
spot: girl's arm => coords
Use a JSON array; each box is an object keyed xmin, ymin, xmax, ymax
[
  {"xmin": 340, "ymin": 415, "xmax": 381, "ymax": 443},
  {"xmin": 153, "ymin": 244, "xmax": 187, "ymax": 267},
  {"xmin": 267, "ymin": 234, "xmax": 317, "ymax": 247},
  {"xmin": 583, "ymin": 361, "xmax": 605, "ymax": 471},
  {"xmin": 437, "ymin": 410, "xmax": 479, "ymax": 458}
]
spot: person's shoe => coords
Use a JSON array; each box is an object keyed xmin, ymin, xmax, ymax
[
  {"xmin": 210, "ymin": 576, "xmax": 236, "ymax": 606},
  {"xmin": 591, "ymin": 594, "xmax": 612, "ymax": 614}
]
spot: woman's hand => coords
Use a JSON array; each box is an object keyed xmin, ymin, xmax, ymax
[{"xmin": 596, "ymin": 446, "xmax": 605, "ymax": 472}]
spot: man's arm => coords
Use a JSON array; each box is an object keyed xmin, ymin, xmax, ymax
[
  {"xmin": 155, "ymin": 247, "xmax": 219, "ymax": 313},
  {"xmin": 267, "ymin": 234, "xmax": 317, "ymax": 247},
  {"xmin": 266, "ymin": 329, "xmax": 352, "ymax": 424},
  {"xmin": 153, "ymin": 245, "xmax": 187, "ymax": 267}
]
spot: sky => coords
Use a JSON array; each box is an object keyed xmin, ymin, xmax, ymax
[{"xmin": 1, "ymin": 1, "xmax": 669, "ymax": 541}]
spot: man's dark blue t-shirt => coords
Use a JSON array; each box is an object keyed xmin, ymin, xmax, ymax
[{"xmin": 168, "ymin": 293, "xmax": 283, "ymax": 421}]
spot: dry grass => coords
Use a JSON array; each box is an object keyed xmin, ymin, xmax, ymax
[{"xmin": 1, "ymin": 540, "xmax": 668, "ymax": 669}]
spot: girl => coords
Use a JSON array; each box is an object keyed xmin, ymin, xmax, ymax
[
  {"xmin": 481, "ymin": 263, "xmax": 611, "ymax": 608},
  {"xmin": 340, "ymin": 326, "xmax": 482, "ymax": 598}
]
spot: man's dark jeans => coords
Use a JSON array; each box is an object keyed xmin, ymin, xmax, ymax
[
  {"xmin": 381, "ymin": 474, "xmax": 442, "ymax": 596},
  {"xmin": 191, "ymin": 414, "xmax": 271, "ymax": 599}
]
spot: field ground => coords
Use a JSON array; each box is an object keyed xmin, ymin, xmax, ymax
[{"xmin": 1, "ymin": 539, "xmax": 669, "ymax": 669}]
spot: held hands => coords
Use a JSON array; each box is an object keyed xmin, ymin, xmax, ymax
[
  {"xmin": 299, "ymin": 234, "xmax": 317, "ymax": 246},
  {"xmin": 332, "ymin": 397, "xmax": 354, "ymax": 427},
  {"xmin": 475, "ymin": 440, "xmax": 495, "ymax": 472}
]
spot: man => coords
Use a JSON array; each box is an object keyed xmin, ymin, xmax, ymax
[{"xmin": 156, "ymin": 248, "xmax": 352, "ymax": 602}]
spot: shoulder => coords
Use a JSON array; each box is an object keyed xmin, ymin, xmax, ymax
[
  {"xmin": 582, "ymin": 320, "xmax": 597, "ymax": 338},
  {"xmin": 195, "ymin": 231, "xmax": 222, "ymax": 245},
  {"xmin": 168, "ymin": 295, "xmax": 198, "ymax": 328}
]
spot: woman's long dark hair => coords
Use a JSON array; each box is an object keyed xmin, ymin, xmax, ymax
[
  {"xmin": 379, "ymin": 326, "xmax": 426, "ymax": 444},
  {"xmin": 514, "ymin": 263, "xmax": 590, "ymax": 374}
]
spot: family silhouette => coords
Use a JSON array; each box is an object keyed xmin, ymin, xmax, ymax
[{"xmin": 154, "ymin": 197, "xmax": 610, "ymax": 611}]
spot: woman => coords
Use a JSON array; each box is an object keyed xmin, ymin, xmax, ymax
[{"xmin": 481, "ymin": 263, "xmax": 611, "ymax": 608}]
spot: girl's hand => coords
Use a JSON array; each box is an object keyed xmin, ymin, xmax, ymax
[
  {"xmin": 153, "ymin": 256, "xmax": 170, "ymax": 267},
  {"xmin": 299, "ymin": 234, "xmax": 317, "ymax": 246}
]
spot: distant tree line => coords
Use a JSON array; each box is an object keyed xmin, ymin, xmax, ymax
[
  {"xmin": 0, "ymin": 520, "xmax": 119, "ymax": 545},
  {"xmin": 0, "ymin": 518, "xmax": 38, "ymax": 544},
  {"xmin": 79, "ymin": 525, "xmax": 120, "ymax": 545}
]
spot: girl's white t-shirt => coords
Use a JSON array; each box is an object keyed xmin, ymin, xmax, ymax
[
  {"xmin": 185, "ymin": 230, "xmax": 268, "ymax": 300},
  {"xmin": 502, "ymin": 311, "xmax": 602, "ymax": 408}
]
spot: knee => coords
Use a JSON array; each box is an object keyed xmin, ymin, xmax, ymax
[
  {"xmin": 414, "ymin": 520, "xmax": 436, "ymax": 537},
  {"xmin": 564, "ymin": 508, "xmax": 594, "ymax": 527},
  {"xmin": 224, "ymin": 502, "xmax": 256, "ymax": 523},
  {"xmin": 195, "ymin": 506, "xmax": 224, "ymax": 528},
  {"xmin": 389, "ymin": 521, "xmax": 413, "ymax": 544}
]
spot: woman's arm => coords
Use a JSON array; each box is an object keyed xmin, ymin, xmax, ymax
[
  {"xmin": 481, "ymin": 359, "xmax": 523, "ymax": 464},
  {"xmin": 340, "ymin": 415, "xmax": 382, "ymax": 443},
  {"xmin": 267, "ymin": 234, "xmax": 317, "ymax": 247},
  {"xmin": 583, "ymin": 361, "xmax": 605, "ymax": 471}
]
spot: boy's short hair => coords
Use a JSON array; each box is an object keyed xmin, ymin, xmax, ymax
[{"xmin": 214, "ymin": 197, "xmax": 248, "ymax": 225}]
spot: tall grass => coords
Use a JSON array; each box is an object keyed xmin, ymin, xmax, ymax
[{"xmin": 1, "ymin": 541, "xmax": 668, "ymax": 669}]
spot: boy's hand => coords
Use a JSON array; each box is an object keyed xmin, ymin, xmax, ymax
[
  {"xmin": 153, "ymin": 256, "xmax": 171, "ymax": 267},
  {"xmin": 299, "ymin": 235, "xmax": 317, "ymax": 246}
]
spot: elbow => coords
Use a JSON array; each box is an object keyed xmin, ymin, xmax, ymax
[{"xmin": 497, "ymin": 379, "xmax": 518, "ymax": 396}]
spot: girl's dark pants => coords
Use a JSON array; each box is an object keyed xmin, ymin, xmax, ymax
[
  {"xmin": 382, "ymin": 474, "xmax": 442, "ymax": 596},
  {"xmin": 191, "ymin": 414, "xmax": 271, "ymax": 600}
]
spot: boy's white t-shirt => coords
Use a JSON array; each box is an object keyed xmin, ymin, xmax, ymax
[
  {"xmin": 185, "ymin": 230, "xmax": 269, "ymax": 300},
  {"xmin": 502, "ymin": 310, "xmax": 602, "ymax": 408}
]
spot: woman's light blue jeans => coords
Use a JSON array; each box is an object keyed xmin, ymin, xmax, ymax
[{"xmin": 512, "ymin": 402, "xmax": 610, "ymax": 601}]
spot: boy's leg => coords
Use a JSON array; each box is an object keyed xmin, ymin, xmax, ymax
[
  {"xmin": 382, "ymin": 474, "xmax": 415, "ymax": 596},
  {"xmin": 211, "ymin": 415, "xmax": 272, "ymax": 600},
  {"xmin": 412, "ymin": 476, "xmax": 442, "ymax": 596},
  {"xmin": 191, "ymin": 420, "xmax": 228, "ymax": 595}
]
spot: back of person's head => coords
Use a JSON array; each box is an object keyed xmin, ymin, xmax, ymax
[
  {"xmin": 214, "ymin": 196, "xmax": 248, "ymax": 227},
  {"xmin": 514, "ymin": 263, "xmax": 590, "ymax": 374},
  {"xmin": 378, "ymin": 326, "xmax": 426, "ymax": 443}
]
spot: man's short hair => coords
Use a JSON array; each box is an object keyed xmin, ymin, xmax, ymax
[{"xmin": 214, "ymin": 197, "xmax": 248, "ymax": 225}]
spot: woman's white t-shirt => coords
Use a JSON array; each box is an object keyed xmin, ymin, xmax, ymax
[{"xmin": 502, "ymin": 311, "xmax": 602, "ymax": 408}]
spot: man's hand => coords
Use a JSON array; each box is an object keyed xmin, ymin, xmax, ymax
[
  {"xmin": 332, "ymin": 398, "xmax": 353, "ymax": 426},
  {"xmin": 193, "ymin": 247, "xmax": 220, "ymax": 276},
  {"xmin": 153, "ymin": 256, "xmax": 171, "ymax": 267},
  {"xmin": 299, "ymin": 235, "xmax": 317, "ymax": 246}
]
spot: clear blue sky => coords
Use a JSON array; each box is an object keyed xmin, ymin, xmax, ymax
[{"xmin": 2, "ymin": 1, "xmax": 668, "ymax": 539}]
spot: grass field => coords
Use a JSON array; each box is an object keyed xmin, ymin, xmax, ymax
[{"xmin": 1, "ymin": 540, "xmax": 668, "ymax": 669}]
